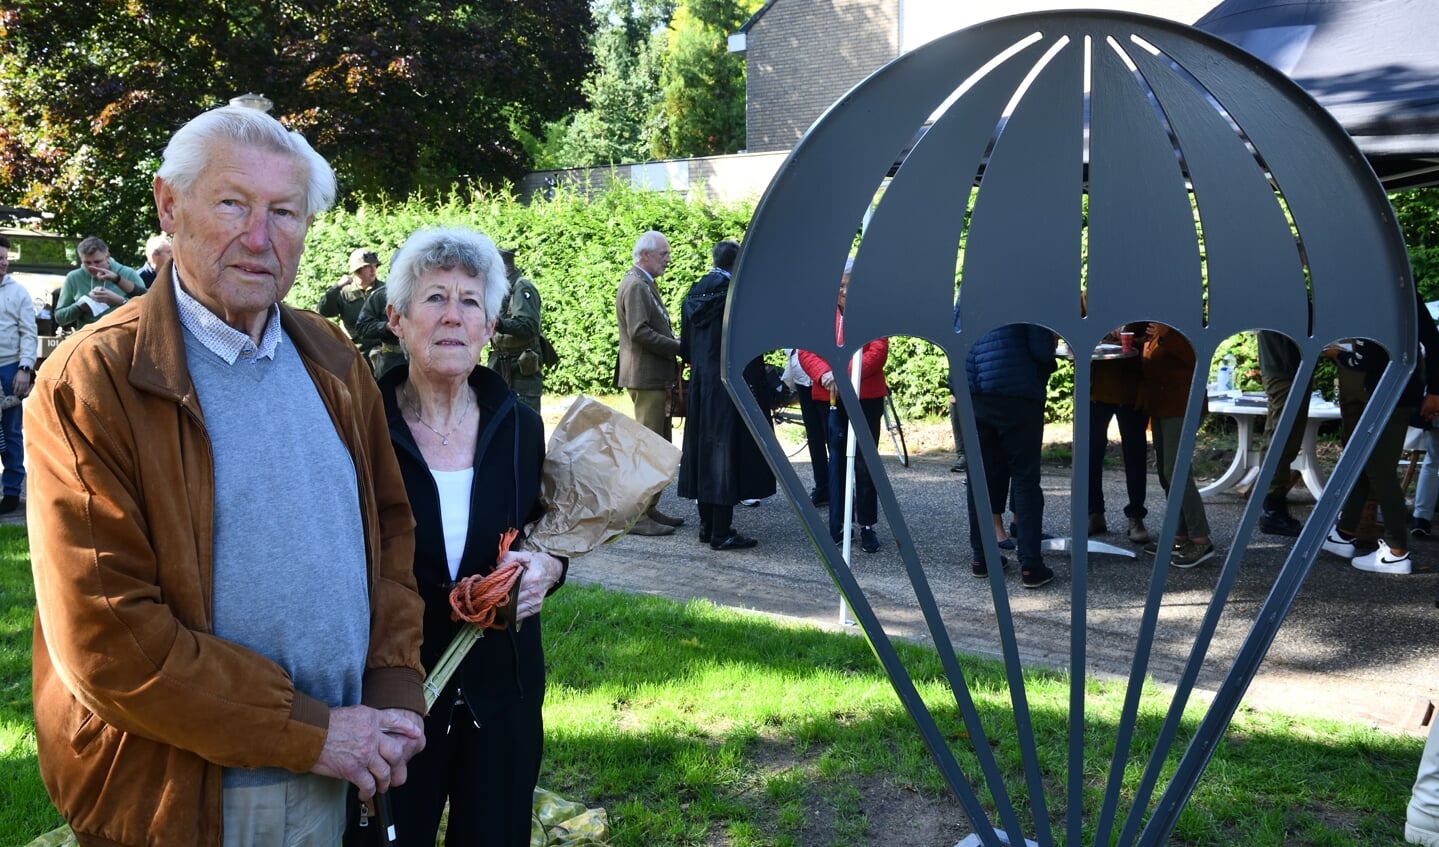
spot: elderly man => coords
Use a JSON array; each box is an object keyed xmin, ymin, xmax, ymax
[
  {"xmin": 138, "ymin": 233, "xmax": 174, "ymax": 287},
  {"xmin": 615, "ymin": 229, "xmax": 685, "ymax": 536},
  {"xmin": 27, "ymin": 105, "xmax": 426, "ymax": 846},
  {"xmin": 0, "ymin": 236, "xmax": 36, "ymax": 515},
  {"xmin": 53, "ymin": 236, "xmax": 147, "ymax": 330},
  {"xmin": 318, "ymin": 247, "xmax": 383, "ymax": 365}
]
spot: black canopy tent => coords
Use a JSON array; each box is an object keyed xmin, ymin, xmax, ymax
[{"xmin": 1195, "ymin": 0, "xmax": 1439, "ymax": 190}]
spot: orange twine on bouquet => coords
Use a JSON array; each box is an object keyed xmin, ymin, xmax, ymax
[{"xmin": 448, "ymin": 528, "xmax": 527, "ymax": 631}]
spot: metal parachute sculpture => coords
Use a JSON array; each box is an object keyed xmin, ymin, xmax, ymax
[{"xmin": 722, "ymin": 11, "xmax": 1416, "ymax": 846}]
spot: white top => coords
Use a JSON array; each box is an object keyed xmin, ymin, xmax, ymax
[{"xmin": 431, "ymin": 467, "xmax": 475, "ymax": 580}]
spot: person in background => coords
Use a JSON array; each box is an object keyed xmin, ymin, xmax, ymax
[
  {"xmin": 1088, "ymin": 323, "xmax": 1151, "ymax": 544},
  {"xmin": 1319, "ymin": 290, "xmax": 1439, "ymax": 574},
  {"xmin": 377, "ymin": 226, "xmax": 566, "ymax": 847},
  {"xmin": 949, "ymin": 381, "xmax": 967, "ymax": 473},
  {"xmin": 27, "ymin": 104, "xmax": 427, "ymax": 846},
  {"xmin": 356, "ymin": 279, "xmax": 404, "ymax": 380},
  {"xmin": 138, "ymin": 233, "xmax": 173, "ymax": 287},
  {"xmin": 487, "ymin": 246, "xmax": 546, "ymax": 412},
  {"xmin": 1255, "ymin": 330, "xmax": 1309, "ymax": 536},
  {"xmin": 615, "ymin": 229, "xmax": 686, "ymax": 536},
  {"xmin": 1407, "ymin": 719, "xmax": 1439, "ymax": 845},
  {"xmin": 800, "ymin": 258, "xmax": 889, "ymax": 555},
  {"xmin": 1138, "ymin": 323, "xmax": 1216, "ymax": 568},
  {"xmin": 54, "ymin": 236, "xmax": 146, "ymax": 330},
  {"xmin": 677, "ymin": 239, "xmax": 774, "ymax": 550},
  {"xmin": 0, "ymin": 236, "xmax": 35, "ymax": 514},
  {"xmin": 783, "ymin": 347, "xmax": 829, "ymax": 506},
  {"xmin": 318, "ymin": 248, "xmax": 383, "ymax": 366},
  {"xmin": 963, "ymin": 321, "xmax": 1056, "ymax": 586},
  {"xmin": 1409, "ymin": 429, "xmax": 1439, "ymax": 538}
]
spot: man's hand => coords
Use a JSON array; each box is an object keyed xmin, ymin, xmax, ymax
[
  {"xmin": 12, "ymin": 369, "xmax": 32, "ymax": 399},
  {"xmin": 311, "ymin": 705, "xmax": 425, "ymax": 800},
  {"xmin": 1422, "ymin": 393, "xmax": 1439, "ymax": 422},
  {"xmin": 89, "ymin": 287, "xmax": 127, "ymax": 307}
]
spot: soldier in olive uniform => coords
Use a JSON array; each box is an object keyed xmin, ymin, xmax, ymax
[
  {"xmin": 317, "ymin": 248, "xmax": 382, "ymax": 365},
  {"xmin": 355, "ymin": 281, "xmax": 404, "ymax": 381},
  {"xmin": 487, "ymin": 248, "xmax": 547, "ymax": 412}
]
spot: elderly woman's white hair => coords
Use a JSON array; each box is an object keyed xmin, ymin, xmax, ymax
[
  {"xmin": 386, "ymin": 227, "xmax": 510, "ymax": 322},
  {"xmin": 156, "ymin": 105, "xmax": 336, "ymax": 218}
]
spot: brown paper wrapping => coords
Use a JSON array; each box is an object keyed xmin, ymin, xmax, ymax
[{"xmin": 526, "ymin": 395, "xmax": 682, "ymax": 557}]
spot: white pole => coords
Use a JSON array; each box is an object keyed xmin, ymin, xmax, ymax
[{"xmin": 838, "ymin": 348, "xmax": 863, "ymax": 626}]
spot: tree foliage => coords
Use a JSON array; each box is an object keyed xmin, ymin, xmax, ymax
[
  {"xmin": 539, "ymin": 0, "xmax": 672, "ymax": 169},
  {"xmin": 538, "ymin": 0, "xmax": 759, "ymax": 169},
  {"xmin": 0, "ymin": 1, "xmax": 594, "ymax": 257},
  {"xmin": 654, "ymin": 0, "xmax": 753, "ymax": 159}
]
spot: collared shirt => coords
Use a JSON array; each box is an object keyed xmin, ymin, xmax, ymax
[
  {"xmin": 0, "ymin": 274, "xmax": 37, "ymax": 369},
  {"xmin": 172, "ymin": 269, "xmax": 282, "ymax": 364}
]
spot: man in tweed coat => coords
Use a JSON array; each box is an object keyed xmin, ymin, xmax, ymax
[{"xmin": 615, "ymin": 230, "xmax": 686, "ymax": 535}]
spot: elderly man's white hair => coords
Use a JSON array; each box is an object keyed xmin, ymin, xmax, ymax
[
  {"xmin": 386, "ymin": 227, "xmax": 510, "ymax": 323},
  {"xmin": 632, "ymin": 230, "xmax": 667, "ymax": 264},
  {"xmin": 156, "ymin": 105, "xmax": 337, "ymax": 218}
]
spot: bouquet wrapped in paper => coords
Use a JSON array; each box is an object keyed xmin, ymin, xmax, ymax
[{"xmin": 425, "ymin": 396, "xmax": 681, "ymax": 707}]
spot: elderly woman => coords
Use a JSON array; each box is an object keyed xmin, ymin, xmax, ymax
[{"xmin": 376, "ymin": 227, "xmax": 566, "ymax": 846}]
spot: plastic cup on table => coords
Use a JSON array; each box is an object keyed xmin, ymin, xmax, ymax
[{"xmin": 1120, "ymin": 332, "xmax": 1134, "ymax": 353}]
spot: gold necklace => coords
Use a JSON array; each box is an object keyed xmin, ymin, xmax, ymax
[{"xmin": 403, "ymin": 384, "xmax": 472, "ymax": 446}]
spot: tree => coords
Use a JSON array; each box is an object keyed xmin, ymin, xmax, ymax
[
  {"xmin": 653, "ymin": 0, "xmax": 759, "ymax": 159},
  {"xmin": 535, "ymin": 0, "xmax": 673, "ymax": 169},
  {"xmin": 0, "ymin": 1, "xmax": 594, "ymax": 256}
]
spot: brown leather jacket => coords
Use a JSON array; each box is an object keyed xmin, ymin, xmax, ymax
[{"xmin": 27, "ymin": 274, "xmax": 425, "ymax": 846}]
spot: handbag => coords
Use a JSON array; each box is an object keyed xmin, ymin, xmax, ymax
[{"xmin": 665, "ymin": 363, "xmax": 688, "ymax": 418}]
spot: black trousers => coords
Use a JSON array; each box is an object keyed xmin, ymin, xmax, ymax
[{"xmin": 377, "ymin": 690, "xmax": 543, "ymax": 847}]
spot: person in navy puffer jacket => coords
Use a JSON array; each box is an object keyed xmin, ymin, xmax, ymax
[{"xmin": 963, "ymin": 321, "xmax": 1057, "ymax": 587}]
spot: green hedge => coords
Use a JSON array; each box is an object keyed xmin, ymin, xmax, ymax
[
  {"xmin": 290, "ymin": 185, "xmax": 1439, "ymax": 420},
  {"xmin": 291, "ymin": 181, "xmax": 755, "ymax": 397}
]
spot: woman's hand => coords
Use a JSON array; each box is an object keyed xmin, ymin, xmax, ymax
[
  {"xmin": 503, "ymin": 550, "xmax": 564, "ymax": 622},
  {"xmin": 818, "ymin": 370, "xmax": 835, "ymax": 391}
]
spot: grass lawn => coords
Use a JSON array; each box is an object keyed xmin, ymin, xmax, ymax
[{"xmin": 3, "ymin": 520, "xmax": 1422, "ymax": 846}]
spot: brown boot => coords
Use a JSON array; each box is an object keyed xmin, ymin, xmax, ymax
[
  {"xmin": 647, "ymin": 506, "xmax": 686, "ymax": 527},
  {"xmin": 629, "ymin": 516, "xmax": 676, "ymax": 536}
]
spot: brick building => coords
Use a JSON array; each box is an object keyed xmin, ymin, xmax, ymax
[{"xmin": 730, "ymin": 0, "xmax": 1217, "ymax": 154}]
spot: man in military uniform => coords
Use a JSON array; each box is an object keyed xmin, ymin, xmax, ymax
[
  {"xmin": 317, "ymin": 248, "xmax": 382, "ymax": 366},
  {"xmin": 355, "ymin": 281, "xmax": 403, "ymax": 381},
  {"xmin": 487, "ymin": 248, "xmax": 547, "ymax": 412}
]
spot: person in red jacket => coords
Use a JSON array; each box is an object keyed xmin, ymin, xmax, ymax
[{"xmin": 799, "ymin": 259, "xmax": 889, "ymax": 553}]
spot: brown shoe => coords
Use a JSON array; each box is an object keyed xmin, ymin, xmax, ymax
[
  {"xmin": 1087, "ymin": 514, "xmax": 1108, "ymax": 537},
  {"xmin": 1127, "ymin": 517, "xmax": 1152, "ymax": 544},
  {"xmin": 647, "ymin": 507, "xmax": 686, "ymax": 527},
  {"xmin": 629, "ymin": 516, "xmax": 676, "ymax": 536}
]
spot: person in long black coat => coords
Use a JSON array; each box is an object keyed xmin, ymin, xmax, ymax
[{"xmin": 677, "ymin": 240, "xmax": 776, "ymax": 549}]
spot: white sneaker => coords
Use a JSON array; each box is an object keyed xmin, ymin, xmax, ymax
[
  {"xmin": 1322, "ymin": 527, "xmax": 1356, "ymax": 559},
  {"xmin": 1352, "ymin": 540, "xmax": 1412, "ymax": 574}
]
